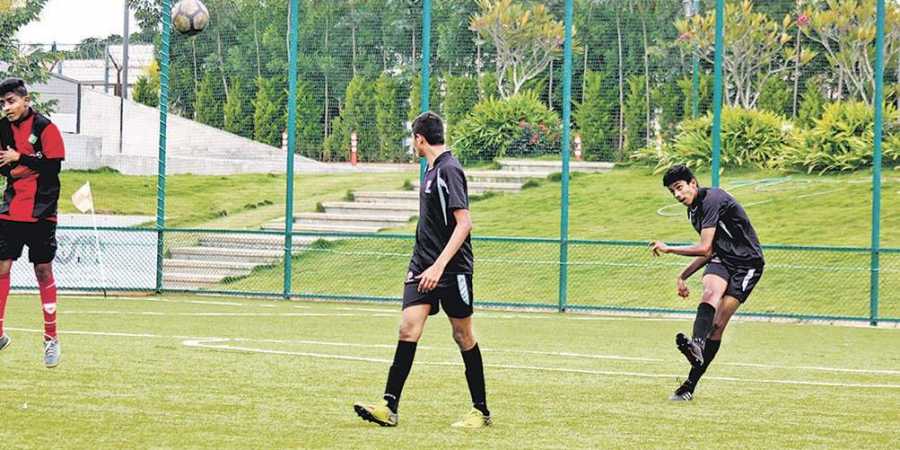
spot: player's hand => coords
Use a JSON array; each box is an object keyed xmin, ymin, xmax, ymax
[
  {"xmin": 415, "ymin": 264, "xmax": 444, "ymax": 293},
  {"xmin": 0, "ymin": 147, "xmax": 20, "ymax": 167},
  {"xmin": 649, "ymin": 241, "xmax": 670, "ymax": 257},
  {"xmin": 676, "ymin": 277, "xmax": 690, "ymax": 298}
]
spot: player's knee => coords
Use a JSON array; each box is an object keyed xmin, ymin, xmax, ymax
[
  {"xmin": 452, "ymin": 328, "xmax": 474, "ymax": 349},
  {"xmin": 34, "ymin": 264, "xmax": 53, "ymax": 283},
  {"xmin": 397, "ymin": 322, "xmax": 422, "ymax": 342},
  {"xmin": 701, "ymin": 288, "xmax": 720, "ymax": 303}
]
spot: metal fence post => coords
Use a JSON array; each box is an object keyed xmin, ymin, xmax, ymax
[
  {"xmin": 558, "ymin": 0, "xmax": 574, "ymax": 312},
  {"xmin": 710, "ymin": 0, "xmax": 724, "ymax": 187},
  {"xmin": 419, "ymin": 0, "xmax": 432, "ymax": 184},
  {"xmin": 870, "ymin": 0, "xmax": 886, "ymax": 326},
  {"xmin": 155, "ymin": 0, "xmax": 172, "ymax": 293},
  {"xmin": 283, "ymin": 0, "xmax": 300, "ymax": 299}
]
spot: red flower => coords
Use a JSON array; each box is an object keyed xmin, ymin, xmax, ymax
[
  {"xmin": 797, "ymin": 14, "xmax": 809, "ymax": 27},
  {"xmin": 678, "ymin": 31, "xmax": 692, "ymax": 42}
]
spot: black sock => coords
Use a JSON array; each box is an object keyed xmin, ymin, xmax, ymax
[
  {"xmin": 384, "ymin": 340, "xmax": 417, "ymax": 413},
  {"xmin": 692, "ymin": 303, "xmax": 716, "ymax": 344},
  {"xmin": 461, "ymin": 343, "xmax": 489, "ymax": 416},
  {"xmin": 686, "ymin": 339, "xmax": 721, "ymax": 389}
]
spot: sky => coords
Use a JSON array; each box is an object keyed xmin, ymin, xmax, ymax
[{"xmin": 16, "ymin": 0, "xmax": 141, "ymax": 46}]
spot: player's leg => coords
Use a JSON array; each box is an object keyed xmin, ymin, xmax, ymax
[
  {"xmin": 676, "ymin": 272, "xmax": 726, "ymax": 368},
  {"xmin": 28, "ymin": 220, "xmax": 60, "ymax": 368},
  {"xmin": 354, "ymin": 299, "xmax": 432, "ymax": 427},
  {"xmin": 448, "ymin": 314, "xmax": 491, "ymax": 428},
  {"xmin": 0, "ymin": 259, "xmax": 12, "ymax": 351},
  {"xmin": 672, "ymin": 295, "xmax": 740, "ymax": 400}
]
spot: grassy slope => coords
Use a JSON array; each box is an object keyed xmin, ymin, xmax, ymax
[
  {"xmin": 59, "ymin": 170, "xmax": 417, "ymax": 228},
  {"xmin": 1, "ymin": 295, "xmax": 898, "ymax": 448},
  {"xmin": 220, "ymin": 168, "xmax": 900, "ymax": 319}
]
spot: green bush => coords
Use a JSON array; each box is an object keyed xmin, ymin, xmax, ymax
[
  {"xmin": 479, "ymin": 72, "xmax": 499, "ymax": 101},
  {"xmin": 574, "ymin": 70, "xmax": 616, "ymax": 161},
  {"xmin": 291, "ymin": 79, "xmax": 324, "ymax": 159},
  {"xmin": 797, "ymin": 77, "xmax": 828, "ymax": 128},
  {"xmin": 253, "ymin": 77, "xmax": 284, "ymax": 147},
  {"xmin": 786, "ymin": 101, "xmax": 900, "ymax": 174},
  {"xmin": 444, "ymin": 75, "xmax": 479, "ymax": 135},
  {"xmin": 677, "ymin": 73, "xmax": 713, "ymax": 119},
  {"xmin": 757, "ymin": 77, "xmax": 792, "ymax": 117},
  {"xmin": 452, "ymin": 91, "xmax": 561, "ymax": 164},
  {"xmin": 224, "ymin": 78, "xmax": 254, "ymax": 138},
  {"xmin": 632, "ymin": 107, "xmax": 794, "ymax": 173}
]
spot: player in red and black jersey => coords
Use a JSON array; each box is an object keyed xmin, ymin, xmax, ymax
[{"xmin": 0, "ymin": 78, "xmax": 65, "ymax": 368}]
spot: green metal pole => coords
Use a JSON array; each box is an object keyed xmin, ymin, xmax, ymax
[
  {"xmin": 691, "ymin": 0, "xmax": 700, "ymax": 118},
  {"xmin": 419, "ymin": 0, "xmax": 432, "ymax": 183},
  {"xmin": 155, "ymin": 0, "xmax": 172, "ymax": 293},
  {"xmin": 283, "ymin": 0, "xmax": 300, "ymax": 299},
  {"xmin": 558, "ymin": 0, "xmax": 574, "ymax": 312},
  {"xmin": 710, "ymin": 0, "xmax": 724, "ymax": 187},
  {"xmin": 870, "ymin": 0, "xmax": 886, "ymax": 326}
]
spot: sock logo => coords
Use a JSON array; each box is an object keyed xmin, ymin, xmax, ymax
[{"xmin": 43, "ymin": 303, "xmax": 57, "ymax": 315}]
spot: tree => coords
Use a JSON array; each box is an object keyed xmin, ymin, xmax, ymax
[
  {"xmin": 0, "ymin": 0, "xmax": 58, "ymax": 113},
  {"xmin": 676, "ymin": 0, "xmax": 816, "ymax": 108},
  {"xmin": 253, "ymin": 77, "xmax": 283, "ymax": 147},
  {"xmin": 195, "ymin": 69, "xmax": 224, "ymax": 127},
  {"xmin": 374, "ymin": 73, "xmax": 406, "ymax": 161},
  {"xmin": 797, "ymin": 76, "xmax": 828, "ymax": 127},
  {"xmin": 292, "ymin": 79, "xmax": 324, "ymax": 159},
  {"xmin": 574, "ymin": 70, "xmax": 615, "ymax": 161},
  {"xmin": 133, "ymin": 60, "xmax": 161, "ymax": 107},
  {"xmin": 470, "ymin": 0, "xmax": 565, "ymax": 97},
  {"xmin": 801, "ymin": 0, "xmax": 900, "ymax": 104},
  {"xmin": 444, "ymin": 75, "xmax": 479, "ymax": 135},
  {"xmin": 224, "ymin": 77, "xmax": 253, "ymax": 138},
  {"xmin": 623, "ymin": 75, "xmax": 647, "ymax": 153}
]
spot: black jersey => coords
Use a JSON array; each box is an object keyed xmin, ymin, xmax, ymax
[
  {"xmin": 408, "ymin": 151, "xmax": 473, "ymax": 281},
  {"xmin": 689, "ymin": 187, "xmax": 764, "ymax": 267}
]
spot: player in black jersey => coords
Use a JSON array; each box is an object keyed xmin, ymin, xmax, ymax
[
  {"xmin": 650, "ymin": 165, "xmax": 765, "ymax": 401},
  {"xmin": 354, "ymin": 112, "xmax": 490, "ymax": 428}
]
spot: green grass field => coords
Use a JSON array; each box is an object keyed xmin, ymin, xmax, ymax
[{"xmin": 1, "ymin": 294, "xmax": 898, "ymax": 448}]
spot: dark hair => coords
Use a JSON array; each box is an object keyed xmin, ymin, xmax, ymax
[
  {"xmin": 411, "ymin": 111, "xmax": 444, "ymax": 145},
  {"xmin": 0, "ymin": 78, "xmax": 28, "ymax": 98},
  {"xmin": 662, "ymin": 164, "xmax": 695, "ymax": 187}
]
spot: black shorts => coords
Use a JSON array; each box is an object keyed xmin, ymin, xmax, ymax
[
  {"xmin": 402, "ymin": 273, "xmax": 474, "ymax": 319},
  {"xmin": 703, "ymin": 259, "xmax": 763, "ymax": 303},
  {"xmin": 0, "ymin": 219, "xmax": 58, "ymax": 264}
]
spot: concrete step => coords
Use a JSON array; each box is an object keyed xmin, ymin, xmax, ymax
[
  {"xmin": 262, "ymin": 221, "xmax": 384, "ymax": 233},
  {"xmin": 163, "ymin": 272, "xmax": 231, "ymax": 286},
  {"xmin": 197, "ymin": 234, "xmax": 319, "ymax": 250},
  {"xmin": 466, "ymin": 170, "xmax": 549, "ymax": 184},
  {"xmin": 352, "ymin": 191, "xmax": 419, "ymax": 204},
  {"xmin": 169, "ymin": 246, "xmax": 284, "ymax": 264},
  {"xmin": 163, "ymin": 259, "xmax": 259, "ymax": 277},
  {"xmin": 321, "ymin": 201, "xmax": 418, "ymax": 217},
  {"xmin": 497, "ymin": 159, "xmax": 615, "ymax": 173},
  {"xmin": 412, "ymin": 180, "xmax": 522, "ymax": 194},
  {"xmin": 291, "ymin": 212, "xmax": 412, "ymax": 229}
]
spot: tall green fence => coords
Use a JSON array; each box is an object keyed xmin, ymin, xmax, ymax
[{"xmin": 12, "ymin": 1, "xmax": 897, "ymax": 325}]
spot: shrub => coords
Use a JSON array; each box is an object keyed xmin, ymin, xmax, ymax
[
  {"xmin": 452, "ymin": 91, "xmax": 561, "ymax": 164},
  {"xmin": 632, "ymin": 107, "xmax": 794, "ymax": 173},
  {"xmin": 786, "ymin": 101, "xmax": 900, "ymax": 174}
]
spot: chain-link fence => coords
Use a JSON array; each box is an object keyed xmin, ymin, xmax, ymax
[{"xmin": 9, "ymin": 0, "xmax": 896, "ymax": 324}]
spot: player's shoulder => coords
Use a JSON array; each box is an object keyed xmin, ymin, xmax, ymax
[
  {"xmin": 704, "ymin": 187, "xmax": 735, "ymax": 205},
  {"xmin": 438, "ymin": 151, "xmax": 465, "ymax": 172}
]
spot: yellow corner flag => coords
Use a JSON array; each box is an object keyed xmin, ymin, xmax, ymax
[{"xmin": 71, "ymin": 182, "xmax": 94, "ymax": 213}]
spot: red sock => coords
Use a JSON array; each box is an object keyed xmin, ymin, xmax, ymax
[
  {"xmin": 39, "ymin": 275, "xmax": 57, "ymax": 340},
  {"xmin": 0, "ymin": 273, "xmax": 9, "ymax": 336}
]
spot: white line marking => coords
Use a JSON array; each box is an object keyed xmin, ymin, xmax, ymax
[
  {"xmin": 9, "ymin": 327, "xmax": 899, "ymax": 378},
  {"xmin": 182, "ymin": 339, "xmax": 900, "ymax": 390}
]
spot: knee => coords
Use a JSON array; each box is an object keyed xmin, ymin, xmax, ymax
[
  {"xmin": 701, "ymin": 288, "xmax": 720, "ymax": 304},
  {"xmin": 34, "ymin": 265, "xmax": 53, "ymax": 283},
  {"xmin": 398, "ymin": 322, "xmax": 423, "ymax": 342},
  {"xmin": 710, "ymin": 320, "xmax": 727, "ymax": 339},
  {"xmin": 452, "ymin": 328, "xmax": 475, "ymax": 350}
]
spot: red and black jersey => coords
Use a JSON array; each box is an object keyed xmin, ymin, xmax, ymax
[{"xmin": 0, "ymin": 109, "xmax": 65, "ymax": 222}]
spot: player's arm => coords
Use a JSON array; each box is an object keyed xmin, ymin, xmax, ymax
[
  {"xmin": 416, "ymin": 208, "xmax": 472, "ymax": 292},
  {"xmin": 650, "ymin": 227, "xmax": 715, "ymax": 258}
]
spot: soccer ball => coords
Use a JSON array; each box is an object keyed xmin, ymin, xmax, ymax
[{"xmin": 171, "ymin": 0, "xmax": 210, "ymax": 36}]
